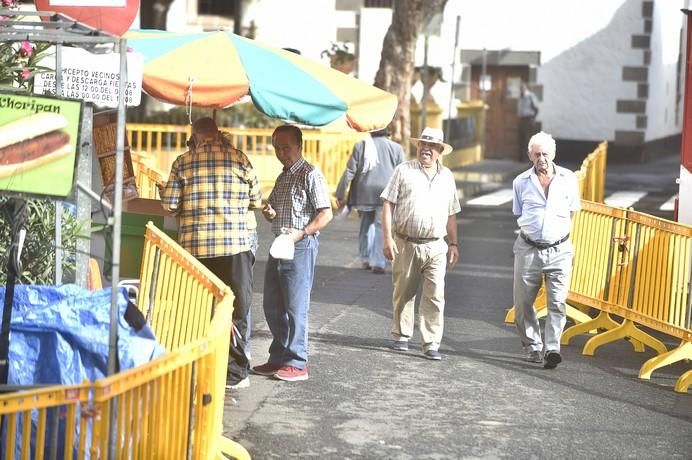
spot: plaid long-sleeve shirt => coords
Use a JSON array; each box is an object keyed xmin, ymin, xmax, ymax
[{"xmin": 160, "ymin": 138, "xmax": 262, "ymax": 258}]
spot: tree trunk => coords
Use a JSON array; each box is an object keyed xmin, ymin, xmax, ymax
[
  {"xmin": 131, "ymin": 0, "xmax": 174, "ymax": 120},
  {"xmin": 373, "ymin": 0, "xmax": 447, "ymax": 155}
]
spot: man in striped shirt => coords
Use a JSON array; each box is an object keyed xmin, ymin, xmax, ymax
[
  {"xmin": 381, "ymin": 127, "xmax": 461, "ymax": 361},
  {"xmin": 251, "ymin": 124, "xmax": 333, "ymax": 382},
  {"xmin": 160, "ymin": 117, "xmax": 261, "ymax": 389}
]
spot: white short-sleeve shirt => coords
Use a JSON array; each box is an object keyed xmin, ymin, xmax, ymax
[
  {"xmin": 381, "ymin": 160, "xmax": 461, "ymax": 239},
  {"xmin": 512, "ymin": 165, "xmax": 581, "ymax": 243}
]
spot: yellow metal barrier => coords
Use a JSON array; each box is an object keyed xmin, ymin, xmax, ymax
[
  {"xmin": 575, "ymin": 141, "xmax": 607, "ymax": 202},
  {"xmin": 137, "ymin": 224, "xmax": 227, "ymax": 350},
  {"xmin": 127, "ymin": 123, "xmax": 363, "ymax": 196},
  {"xmin": 132, "ymin": 157, "xmax": 166, "ymax": 200},
  {"xmin": 0, "ymin": 383, "xmax": 91, "ymax": 459},
  {"xmin": 567, "ymin": 203, "xmax": 691, "ymax": 390},
  {"xmin": 506, "ymin": 199, "xmax": 692, "ymax": 392},
  {"xmin": 560, "ymin": 202, "xmax": 645, "ymax": 352},
  {"xmin": 0, "ymin": 223, "xmax": 250, "ymax": 458}
]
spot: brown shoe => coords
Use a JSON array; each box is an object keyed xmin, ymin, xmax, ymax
[
  {"xmin": 251, "ymin": 362, "xmax": 282, "ymax": 376},
  {"xmin": 372, "ymin": 266, "xmax": 385, "ymax": 274}
]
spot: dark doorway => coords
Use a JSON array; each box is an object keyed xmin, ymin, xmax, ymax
[{"xmin": 470, "ymin": 65, "xmax": 529, "ymax": 160}]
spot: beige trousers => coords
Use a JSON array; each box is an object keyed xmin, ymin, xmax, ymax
[{"xmin": 390, "ymin": 236, "xmax": 448, "ymax": 350}]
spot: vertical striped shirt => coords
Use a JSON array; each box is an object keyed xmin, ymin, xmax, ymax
[
  {"xmin": 268, "ymin": 157, "xmax": 331, "ymax": 236},
  {"xmin": 160, "ymin": 138, "xmax": 262, "ymax": 258}
]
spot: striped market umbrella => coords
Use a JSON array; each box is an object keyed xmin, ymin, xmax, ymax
[{"xmin": 124, "ymin": 29, "xmax": 397, "ymax": 132}]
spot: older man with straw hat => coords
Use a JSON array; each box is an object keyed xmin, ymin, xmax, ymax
[{"xmin": 380, "ymin": 127, "xmax": 461, "ymax": 360}]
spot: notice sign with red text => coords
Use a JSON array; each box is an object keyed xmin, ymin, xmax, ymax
[
  {"xmin": 34, "ymin": 47, "xmax": 143, "ymax": 108},
  {"xmin": 0, "ymin": 92, "xmax": 82, "ymax": 199}
]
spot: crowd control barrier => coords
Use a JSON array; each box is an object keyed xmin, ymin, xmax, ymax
[
  {"xmin": 132, "ymin": 156, "xmax": 167, "ymax": 200},
  {"xmin": 126, "ymin": 123, "xmax": 363, "ymax": 197},
  {"xmin": 574, "ymin": 141, "xmax": 607, "ymax": 202},
  {"xmin": 506, "ymin": 201, "xmax": 692, "ymax": 393},
  {"xmin": 0, "ymin": 223, "xmax": 250, "ymax": 459}
]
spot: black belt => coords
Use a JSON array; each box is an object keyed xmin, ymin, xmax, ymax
[
  {"xmin": 396, "ymin": 232, "xmax": 439, "ymax": 244},
  {"xmin": 520, "ymin": 232, "xmax": 569, "ymax": 250}
]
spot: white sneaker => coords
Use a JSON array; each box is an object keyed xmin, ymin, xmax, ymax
[{"xmin": 226, "ymin": 376, "xmax": 250, "ymax": 390}]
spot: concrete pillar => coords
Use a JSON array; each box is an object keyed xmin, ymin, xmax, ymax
[
  {"xmin": 457, "ymin": 100, "xmax": 487, "ymax": 159},
  {"xmin": 410, "ymin": 99, "xmax": 443, "ymax": 135}
]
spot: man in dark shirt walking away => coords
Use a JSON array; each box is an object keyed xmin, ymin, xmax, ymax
[{"xmin": 336, "ymin": 128, "xmax": 404, "ymax": 274}]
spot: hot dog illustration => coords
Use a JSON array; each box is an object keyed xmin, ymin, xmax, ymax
[{"xmin": 0, "ymin": 113, "xmax": 71, "ymax": 178}]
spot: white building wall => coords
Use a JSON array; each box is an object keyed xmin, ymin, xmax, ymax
[
  {"xmin": 162, "ymin": 0, "xmax": 683, "ymax": 144},
  {"xmin": 646, "ymin": 0, "xmax": 685, "ymax": 141},
  {"xmin": 359, "ymin": 8, "xmax": 392, "ymax": 86},
  {"xmin": 360, "ymin": 0, "xmax": 654, "ymax": 142},
  {"xmin": 243, "ymin": 0, "xmax": 338, "ymax": 64}
]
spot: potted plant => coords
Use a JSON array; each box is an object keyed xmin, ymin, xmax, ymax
[
  {"xmin": 321, "ymin": 42, "xmax": 356, "ymax": 74},
  {"xmin": 0, "ymin": 2, "xmax": 53, "ymax": 91},
  {"xmin": 414, "ymin": 65, "xmax": 446, "ymax": 104}
]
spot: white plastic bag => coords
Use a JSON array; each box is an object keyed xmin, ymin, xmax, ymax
[{"xmin": 269, "ymin": 232, "xmax": 295, "ymax": 260}]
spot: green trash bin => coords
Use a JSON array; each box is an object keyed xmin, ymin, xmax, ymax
[{"xmin": 103, "ymin": 212, "xmax": 164, "ymax": 279}]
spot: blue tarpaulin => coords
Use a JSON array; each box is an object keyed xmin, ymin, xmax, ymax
[{"xmin": 0, "ymin": 284, "xmax": 165, "ymax": 458}]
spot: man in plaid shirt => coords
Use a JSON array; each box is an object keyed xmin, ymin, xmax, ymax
[
  {"xmin": 160, "ymin": 117, "xmax": 261, "ymax": 389},
  {"xmin": 251, "ymin": 124, "xmax": 333, "ymax": 382}
]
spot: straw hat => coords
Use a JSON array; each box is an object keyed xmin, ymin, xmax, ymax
[{"xmin": 411, "ymin": 127, "xmax": 453, "ymax": 155}]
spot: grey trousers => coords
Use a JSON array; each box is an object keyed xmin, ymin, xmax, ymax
[{"xmin": 513, "ymin": 236, "xmax": 573, "ymax": 353}]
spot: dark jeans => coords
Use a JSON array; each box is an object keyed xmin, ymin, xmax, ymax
[
  {"xmin": 201, "ymin": 251, "xmax": 254, "ymax": 383},
  {"xmin": 518, "ymin": 116, "xmax": 536, "ymax": 160}
]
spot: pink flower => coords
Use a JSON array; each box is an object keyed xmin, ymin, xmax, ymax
[
  {"xmin": 18, "ymin": 41, "xmax": 33, "ymax": 58},
  {"xmin": 20, "ymin": 67, "xmax": 30, "ymax": 80},
  {"xmin": 1, "ymin": 0, "xmax": 14, "ymax": 7}
]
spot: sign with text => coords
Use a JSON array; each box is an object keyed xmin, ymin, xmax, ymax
[
  {"xmin": 34, "ymin": 47, "xmax": 143, "ymax": 108},
  {"xmin": 0, "ymin": 92, "xmax": 83, "ymax": 199}
]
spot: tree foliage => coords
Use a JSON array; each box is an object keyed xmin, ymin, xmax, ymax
[
  {"xmin": 374, "ymin": 0, "xmax": 448, "ymax": 154},
  {"xmin": 0, "ymin": 198, "xmax": 85, "ymax": 285}
]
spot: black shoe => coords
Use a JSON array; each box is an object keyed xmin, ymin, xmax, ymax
[
  {"xmin": 525, "ymin": 350, "xmax": 543, "ymax": 363},
  {"xmin": 543, "ymin": 351, "xmax": 562, "ymax": 369},
  {"xmin": 423, "ymin": 349, "xmax": 442, "ymax": 360},
  {"xmin": 389, "ymin": 340, "xmax": 409, "ymax": 351}
]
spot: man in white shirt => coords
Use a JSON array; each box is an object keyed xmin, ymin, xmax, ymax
[
  {"xmin": 381, "ymin": 127, "xmax": 461, "ymax": 360},
  {"xmin": 512, "ymin": 131, "xmax": 580, "ymax": 369}
]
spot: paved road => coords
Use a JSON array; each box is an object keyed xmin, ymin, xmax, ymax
[{"xmin": 222, "ymin": 156, "xmax": 690, "ymax": 459}]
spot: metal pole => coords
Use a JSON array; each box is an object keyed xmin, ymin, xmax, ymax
[
  {"xmin": 480, "ymin": 47, "xmax": 487, "ymax": 103},
  {"xmin": 107, "ymin": 37, "xmax": 128, "ymax": 460},
  {"xmin": 108, "ymin": 39, "xmax": 127, "ymax": 376},
  {"xmin": 678, "ymin": 9, "xmax": 692, "ymax": 224},
  {"xmin": 446, "ymin": 15, "xmax": 461, "ymax": 138},
  {"xmin": 421, "ymin": 35, "xmax": 429, "ymax": 130},
  {"xmin": 55, "ymin": 43, "xmax": 63, "ymax": 285}
]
